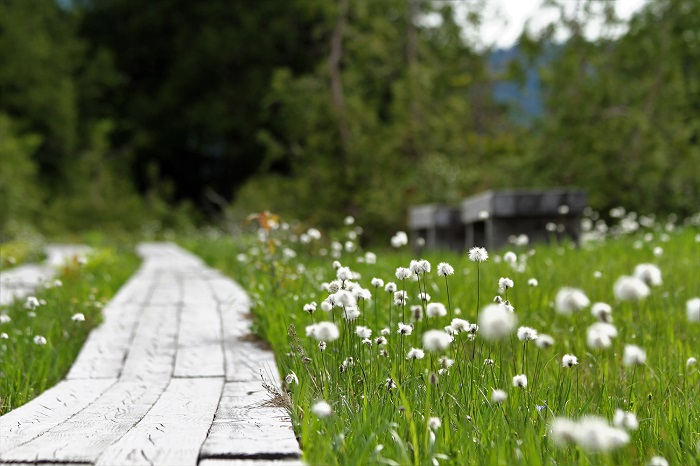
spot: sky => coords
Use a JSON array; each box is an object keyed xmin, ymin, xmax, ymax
[{"xmin": 451, "ymin": 0, "xmax": 651, "ymax": 49}]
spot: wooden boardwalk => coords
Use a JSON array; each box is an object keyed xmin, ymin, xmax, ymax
[{"xmin": 0, "ymin": 243, "xmax": 302, "ymax": 466}]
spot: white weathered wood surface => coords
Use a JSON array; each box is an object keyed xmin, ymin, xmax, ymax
[{"xmin": 0, "ymin": 242, "xmax": 302, "ymax": 465}]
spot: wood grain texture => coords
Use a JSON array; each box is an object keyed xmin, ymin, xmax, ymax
[
  {"xmin": 0, "ymin": 379, "xmax": 115, "ymax": 454},
  {"xmin": 95, "ymin": 377, "xmax": 223, "ymax": 466},
  {"xmin": 173, "ymin": 301, "xmax": 224, "ymax": 378},
  {"xmin": 120, "ymin": 303, "xmax": 180, "ymax": 381},
  {"xmin": 199, "ymin": 460, "xmax": 305, "ymax": 466},
  {"xmin": 199, "ymin": 382, "xmax": 301, "ymax": 460},
  {"xmin": 66, "ymin": 302, "xmax": 144, "ymax": 380},
  {"xmin": 0, "ymin": 380, "xmax": 169, "ymax": 463}
]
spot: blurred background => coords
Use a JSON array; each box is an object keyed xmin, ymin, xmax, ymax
[{"xmin": 1, "ymin": 0, "xmax": 698, "ymax": 243}]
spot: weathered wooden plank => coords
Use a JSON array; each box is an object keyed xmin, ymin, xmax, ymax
[
  {"xmin": 95, "ymin": 377, "xmax": 224, "ymax": 466},
  {"xmin": 109, "ymin": 271, "xmax": 157, "ymax": 306},
  {"xmin": 66, "ymin": 302, "xmax": 144, "ymax": 380},
  {"xmin": 119, "ymin": 302, "xmax": 180, "ymax": 381},
  {"xmin": 173, "ymin": 300, "xmax": 224, "ymax": 378},
  {"xmin": 207, "ymin": 278, "xmax": 251, "ymax": 308},
  {"xmin": 199, "ymin": 382, "xmax": 301, "ymax": 460},
  {"xmin": 223, "ymin": 330, "xmax": 280, "ymax": 385},
  {"xmin": 199, "ymin": 460, "xmax": 305, "ymax": 466},
  {"xmin": 0, "ymin": 380, "xmax": 168, "ymax": 463},
  {"xmin": 0, "ymin": 379, "xmax": 115, "ymax": 454}
]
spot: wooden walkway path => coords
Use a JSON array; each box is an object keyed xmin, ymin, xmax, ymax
[{"xmin": 0, "ymin": 243, "xmax": 302, "ymax": 466}]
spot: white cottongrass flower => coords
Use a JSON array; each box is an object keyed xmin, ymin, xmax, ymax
[
  {"xmin": 71, "ymin": 313, "xmax": 86, "ymax": 322},
  {"xmin": 318, "ymin": 341, "xmax": 327, "ymax": 351},
  {"xmin": 450, "ymin": 318, "xmax": 470, "ymax": 333},
  {"xmin": 554, "ymin": 287, "xmax": 591, "ymax": 315},
  {"xmin": 306, "ymin": 322, "xmax": 340, "ymax": 342},
  {"xmin": 327, "ymin": 280, "xmax": 341, "ymax": 293},
  {"xmin": 613, "ymin": 409, "xmax": 639, "ymax": 430},
  {"xmin": 613, "ymin": 276, "xmax": 650, "ymax": 302},
  {"xmin": 426, "ymin": 302, "xmax": 447, "ymax": 318},
  {"xmin": 528, "ymin": 278, "xmax": 538, "ymax": 287},
  {"xmin": 344, "ymin": 216, "xmax": 354, "ymax": 225},
  {"xmin": 498, "ymin": 277, "xmax": 514, "ymax": 291},
  {"xmin": 623, "ymin": 345, "xmax": 647, "ymax": 366},
  {"xmin": 385, "ymin": 378, "xmax": 397, "ymax": 390},
  {"xmin": 343, "ymin": 307, "xmax": 360, "ymax": 321},
  {"xmin": 428, "ymin": 417, "xmax": 441, "ymax": 430},
  {"xmin": 468, "ymin": 247, "xmax": 488, "ymax": 262},
  {"xmin": 0, "ymin": 333, "xmax": 8, "ymax": 339},
  {"xmin": 562, "ymin": 354, "xmax": 578, "ymax": 368},
  {"xmin": 353, "ymin": 288, "xmax": 371, "ymax": 301},
  {"xmin": 418, "ymin": 292, "xmax": 431, "ymax": 302},
  {"xmin": 285, "ymin": 372, "xmax": 299, "ymax": 385},
  {"xmin": 332, "ymin": 260, "xmax": 342, "ymax": 269},
  {"xmin": 320, "ymin": 300, "xmax": 333, "ymax": 312},
  {"xmin": 409, "ymin": 259, "xmax": 431, "ymax": 275},
  {"xmin": 311, "ymin": 401, "xmax": 333, "ymax": 418},
  {"xmin": 397, "ymin": 322, "xmax": 413, "ymax": 336},
  {"xmin": 536, "ymin": 334, "xmax": 555, "ymax": 349},
  {"xmin": 591, "ymin": 302, "xmax": 613, "ymax": 323},
  {"xmin": 406, "ymin": 347, "xmax": 425, "ymax": 360},
  {"xmin": 688, "ymin": 357, "xmax": 697, "ymax": 366},
  {"xmin": 586, "ymin": 322, "xmax": 618, "ymax": 349},
  {"xmin": 381, "ymin": 328, "xmax": 390, "ymax": 335},
  {"xmin": 687, "ymin": 297, "xmax": 700, "ymax": 323},
  {"xmin": 384, "ymin": 282, "xmax": 397, "ymax": 293},
  {"xmin": 391, "ymin": 231, "xmax": 408, "ymax": 248},
  {"xmin": 512, "ymin": 374, "xmax": 528, "ymax": 388},
  {"xmin": 303, "ymin": 302, "xmax": 317, "ymax": 314},
  {"xmin": 437, "ymin": 262, "xmax": 454, "ymax": 276},
  {"xmin": 394, "ymin": 290, "xmax": 408, "ymax": 306},
  {"xmin": 633, "ymin": 264, "xmax": 662, "ymax": 287},
  {"xmin": 355, "ymin": 326, "xmax": 372, "ymax": 339},
  {"xmin": 375, "ymin": 336, "xmax": 387, "ymax": 346},
  {"xmin": 333, "ymin": 290, "xmax": 357, "ymax": 308},
  {"xmin": 337, "ymin": 266, "xmax": 353, "ymax": 281},
  {"xmin": 0, "ymin": 314, "xmax": 11, "ymax": 324},
  {"xmin": 517, "ymin": 326, "xmax": 538, "ymax": 342},
  {"xmin": 25, "ymin": 296, "xmax": 40, "ymax": 310},
  {"xmin": 503, "ymin": 251, "xmax": 517, "ymax": 264},
  {"xmin": 550, "ymin": 416, "xmax": 630, "ymax": 452},
  {"xmin": 33, "ymin": 335, "xmax": 47, "ymax": 345},
  {"xmin": 647, "ymin": 456, "xmax": 669, "ymax": 466},
  {"xmin": 491, "ymin": 389, "xmax": 507, "ymax": 403},
  {"xmin": 653, "ymin": 246, "xmax": 663, "ymax": 256},
  {"xmin": 361, "ymin": 338, "xmax": 372, "ymax": 346},
  {"xmin": 478, "ymin": 304, "xmax": 518, "ymax": 340},
  {"xmin": 371, "ymin": 277, "xmax": 384, "ymax": 288},
  {"xmin": 422, "ymin": 330, "xmax": 453, "ymax": 352},
  {"xmin": 364, "ymin": 252, "xmax": 377, "ymax": 264},
  {"xmin": 439, "ymin": 356, "xmax": 454, "ymax": 368},
  {"xmin": 395, "ymin": 267, "xmax": 412, "ymax": 280}
]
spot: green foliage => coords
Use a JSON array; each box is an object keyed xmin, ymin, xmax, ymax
[
  {"xmin": 186, "ymin": 216, "xmax": 700, "ymax": 466},
  {"xmin": 0, "ymin": 115, "xmax": 42, "ymax": 235},
  {"xmin": 0, "ymin": 247, "xmax": 140, "ymax": 414}
]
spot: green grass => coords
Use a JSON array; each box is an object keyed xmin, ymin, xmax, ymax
[
  {"xmin": 0, "ymin": 248, "xmax": 140, "ymax": 414},
  {"xmin": 185, "ymin": 219, "xmax": 700, "ymax": 466}
]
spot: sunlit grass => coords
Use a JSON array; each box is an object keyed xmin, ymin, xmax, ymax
[
  {"xmin": 186, "ymin": 219, "xmax": 700, "ymax": 466},
  {"xmin": 0, "ymin": 248, "xmax": 140, "ymax": 414}
]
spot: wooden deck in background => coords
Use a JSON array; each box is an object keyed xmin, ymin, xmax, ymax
[{"xmin": 0, "ymin": 243, "xmax": 302, "ymax": 466}]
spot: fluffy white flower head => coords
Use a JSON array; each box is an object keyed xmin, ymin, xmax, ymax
[
  {"xmin": 311, "ymin": 400, "xmax": 333, "ymax": 418},
  {"xmin": 33, "ymin": 335, "xmax": 47, "ymax": 345},
  {"xmin": 428, "ymin": 417, "xmax": 441, "ymax": 430},
  {"xmin": 491, "ymin": 389, "xmax": 507, "ymax": 403},
  {"xmin": 478, "ymin": 304, "xmax": 517, "ymax": 340},
  {"xmin": 591, "ymin": 302, "xmax": 613, "ymax": 323},
  {"xmin": 397, "ymin": 322, "xmax": 413, "ymax": 336},
  {"xmin": 437, "ymin": 262, "xmax": 454, "ymax": 276},
  {"xmin": 613, "ymin": 409, "xmax": 639, "ymax": 430},
  {"xmin": 503, "ymin": 251, "xmax": 517, "ymax": 264},
  {"xmin": 633, "ymin": 263, "xmax": 662, "ymax": 287},
  {"xmin": 422, "ymin": 330, "xmax": 453, "ymax": 352},
  {"xmin": 528, "ymin": 278, "xmax": 538, "ymax": 287},
  {"xmin": 623, "ymin": 345, "xmax": 647, "ymax": 367},
  {"xmin": 613, "ymin": 276, "xmax": 650, "ymax": 302},
  {"xmin": 406, "ymin": 347, "xmax": 425, "ymax": 360},
  {"xmin": 586, "ymin": 322, "xmax": 618, "ymax": 349},
  {"xmin": 555, "ymin": 287, "xmax": 591, "ymax": 315},
  {"xmin": 306, "ymin": 322, "xmax": 340, "ymax": 342},
  {"xmin": 426, "ymin": 302, "xmax": 447, "ymax": 318},
  {"xmin": 562, "ymin": 354, "xmax": 578, "ymax": 368},
  {"xmin": 71, "ymin": 313, "xmax": 86, "ymax": 322},
  {"xmin": 512, "ymin": 374, "xmax": 528, "ymax": 388},
  {"xmin": 395, "ymin": 267, "xmax": 412, "ymax": 280},
  {"xmin": 687, "ymin": 297, "xmax": 700, "ymax": 323},
  {"xmin": 517, "ymin": 326, "xmax": 538, "ymax": 342},
  {"xmin": 355, "ymin": 326, "xmax": 372, "ymax": 339},
  {"xmin": 371, "ymin": 277, "xmax": 384, "ymax": 288},
  {"xmin": 536, "ymin": 334, "xmax": 555, "ymax": 349},
  {"xmin": 498, "ymin": 277, "xmax": 514, "ymax": 291},
  {"xmin": 468, "ymin": 247, "xmax": 489, "ymax": 262},
  {"xmin": 550, "ymin": 416, "xmax": 630, "ymax": 452}
]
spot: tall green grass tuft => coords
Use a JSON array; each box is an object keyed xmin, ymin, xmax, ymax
[
  {"xmin": 185, "ymin": 214, "xmax": 700, "ymax": 466},
  {"xmin": 0, "ymin": 248, "xmax": 140, "ymax": 414}
]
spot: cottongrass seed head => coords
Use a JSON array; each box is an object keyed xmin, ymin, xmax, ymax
[
  {"xmin": 437, "ymin": 262, "xmax": 454, "ymax": 276},
  {"xmin": 512, "ymin": 374, "xmax": 528, "ymax": 388},
  {"xmin": 633, "ymin": 263, "xmax": 662, "ymax": 287},
  {"xmin": 613, "ymin": 409, "xmax": 639, "ymax": 430},
  {"xmin": 33, "ymin": 335, "xmax": 47, "ymax": 345},
  {"xmin": 536, "ymin": 334, "xmax": 555, "ymax": 349},
  {"xmin": 397, "ymin": 322, "xmax": 413, "ymax": 336},
  {"xmin": 406, "ymin": 347, "xmax": 425, "ymax": 360},
  {"xmin": 613, "ymin": 276, "xmax": 650, "ymax": 302},
  {"xmin": 647, "ymin": 456, "xmax": 669, "ymax": 466},
  {"xmin": 422, "ymin": 330, "xmax": 453, "ymax": 352},
  {"xmin": 428, "ymin": 417, "xmax": 441, "ymax": 430},
  {"xmin": 426, "ymin": 302, "xmax": 447, "ymax": 318},
  {"xmin": 555, "ymin": 287, "xmax": 591, "ymax": 315},
  {"xmin": 311, "ymin": 400, "xmax": 333, "ymax": 418},
  {"xmin": 562, "ymin": 354, "xmax": 578, "ymax": 368},
  {"xmin": 478, "ymin": 304, "xmax": 518, "ymax": 340},
  {"xmin": 586, "ymin": 322, "xmax": 618, "ymax": 349},
  {"xmin": 687, "ymin": 297, "xmax": 700, "ymax": 323},
  {"xmin": 517, "ymin": 326, "xmax": 538, "ymax": 342},
  {"xmin": 498, "ymin": 277, "xmax": 514, "ymax": 291},
  {"xmin": 306, "ymin": 322, "xmax": 340, "ymax": 342},
  {"xmin": 550, "ymin": 416, "xmax": 630, "ymax": 452},
  {"xmin": 623, "ymin": 345, "xmax": 647, "ymax": 367},
  {"xmin": 468, "ymin": 247, "xmax": 488, "ymax": 262},
  {"xmin": 491, "ymin": 389, "xmax": 507, "ymax": 403},
  {"xmin": 591, "ymin": 302, "xmax": 613, "ymax": 323}
]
